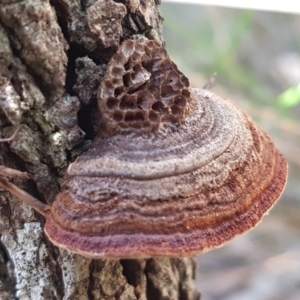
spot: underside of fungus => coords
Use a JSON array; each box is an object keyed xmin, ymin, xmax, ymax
[
  {"xmin": 1, "ymin": 40, "xmax": 288, "ymax": 258},
  {"xmin": 43, "ymin": 40, "xmax": 287, "ymax": 258},
  {"xmin": 98, "ymin": 40, "xmax": 191, "ymax": 134}
]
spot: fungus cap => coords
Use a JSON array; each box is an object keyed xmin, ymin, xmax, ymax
[{"xmin": 43, "ymin": 40, "xmax": 287, "ymax": 258}]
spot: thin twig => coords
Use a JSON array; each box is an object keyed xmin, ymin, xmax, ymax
[
  {"xmin": 202, "ymin": 72, "xmax": 217, "ymax": 90},
  {"xmin": 0, "ymin": 166, "xmax": 30, "ymax": 180},
  {"xmin": 0, "ymin": 177, "xmax": 51, "ymax": 216},
  {"xmin": 0, "ymin": 127, "xmax": 20, "ymax": 142}
]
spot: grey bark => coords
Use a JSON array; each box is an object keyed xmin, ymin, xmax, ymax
[{"xmin": 0, "ymin": 0, "xmax": 200, "ymax": 299}]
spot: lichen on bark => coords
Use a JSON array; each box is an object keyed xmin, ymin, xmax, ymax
[{"xmin": 0, "ymin": 0, "xmax": 200, "ymax": 299}]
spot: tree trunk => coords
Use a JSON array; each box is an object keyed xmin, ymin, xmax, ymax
[{"xmin": 0, "ymin": 0, "xmax": 200, "ymax": 299}]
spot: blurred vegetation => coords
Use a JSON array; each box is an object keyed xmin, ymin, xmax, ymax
[
  {"xmin": 160, "ymin": 3, "xmax": 300, "ymax": 119},
  {"xmin": 278, "ymin": 84, "xmax": 300, "ymax": 108}
]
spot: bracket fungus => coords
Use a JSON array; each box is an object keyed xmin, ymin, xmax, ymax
[{"xmin": 0, "ymin": 40, "xmax": 287, "ymax": 259}]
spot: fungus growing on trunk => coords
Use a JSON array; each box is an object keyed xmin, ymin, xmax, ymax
[{"xmin": 0, "ymin": 40, "xmax": 287, "ymax": 258}]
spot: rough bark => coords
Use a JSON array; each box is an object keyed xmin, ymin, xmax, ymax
[{"xmin": 0, "ymin": 0, "xmax": 200, "ymax": 299}]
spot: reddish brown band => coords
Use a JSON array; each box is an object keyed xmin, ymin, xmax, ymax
[{"xmin": 44, "ymin": 151, "xmax": 287, "ymax": 259}]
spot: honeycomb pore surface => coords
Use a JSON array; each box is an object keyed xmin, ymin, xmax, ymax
[{"xmin": 98, "ymin": 40, "xmax": 191, "ymax": 133}]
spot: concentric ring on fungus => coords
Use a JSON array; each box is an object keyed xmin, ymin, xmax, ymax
[{"xmin": 0, "ymin": 40, "xmax": 287, "ymax": 259}]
